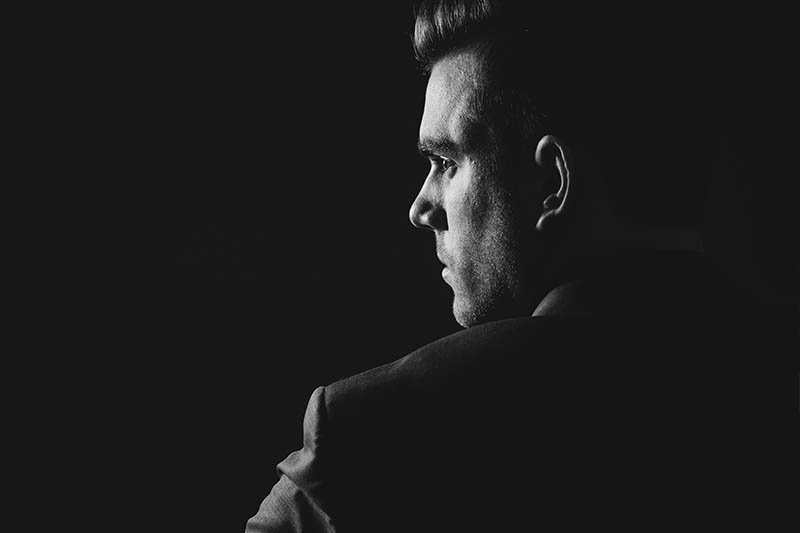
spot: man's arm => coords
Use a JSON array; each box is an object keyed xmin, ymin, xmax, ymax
[
  {"xmin": 245, "ymin": 387, "xmax": 335, "ymax": 533},
  {"xmin": 245, "ymin": 475, "xmax": 333, "ymax": 533}
]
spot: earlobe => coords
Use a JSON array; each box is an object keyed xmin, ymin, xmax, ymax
[{"xmin": 534, "ymin": 135, "xmax": 571, "ymax": 232}]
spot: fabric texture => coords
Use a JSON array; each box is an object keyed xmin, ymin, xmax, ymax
[
  {"xmin": 245, "ymin": 252, "xmax": 794, "ymax": 532},
  {"xmin": 246, "ymin": 388, "xmax": 334, "ymax": 532}
]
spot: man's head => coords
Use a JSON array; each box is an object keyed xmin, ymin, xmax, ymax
[
  {"xmin": 409, "ymin": 0, "xmax": 707, "ymax": 327},
  {"xmin": 411, "ymin": 47, "xmax": 532, "ymax": 327}
]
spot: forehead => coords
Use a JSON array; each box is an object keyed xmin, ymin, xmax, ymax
[{"xmin": 419, "ymin": 48, "xmax": 486, "ymax": 148}]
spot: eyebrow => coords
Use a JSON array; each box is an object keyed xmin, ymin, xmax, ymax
[{"xmin": 417, "ymin": 137, "xmax": 461, "ymax": 160}]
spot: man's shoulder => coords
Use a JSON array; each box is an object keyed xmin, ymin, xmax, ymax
[
  {"xmin": 321, "ymin": 313, "xmax": 787, "ymax": 427},
  {"xmin": 289, "ymin": 313, "xmax": 793, "ymax": 531},
  {"xmin": 325, "ymin": 316, "xmax": 555, "ymax": 411},
  {"xmin": 317, "ymin": 317, "xmax": 564, "ymax": 452},
  {"xmin": 320, "ymin": 317, "xmax": 659, "ymax": 431}
]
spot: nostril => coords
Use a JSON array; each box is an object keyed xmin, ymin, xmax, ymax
[
  {"xmin": 410, "ymin": 198, "xmax": 446, "ymax": 232},
  {"xmin": 428, "ymin": 207, "xmax": 447, "ymax": 231}
]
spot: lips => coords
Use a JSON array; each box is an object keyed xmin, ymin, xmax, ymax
[
  {"xmin": 436, "ymin": 248, "xmax": 449, "ymax": 268},
  {"xmin": 436, "ymin": 242, "xmax": 452, "ymax": 282}
]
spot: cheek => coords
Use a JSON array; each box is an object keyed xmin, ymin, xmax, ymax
[
  {"xmin": 445, "ymin": 198, "xmax": 504, "ymax": 276},
  {"xmin": 445, "ymin": 172, "xmax": 496, "ymax": 234},
  {"xmin": 443, "ymin": 196, "xmax": 481, "ymax": 257}
]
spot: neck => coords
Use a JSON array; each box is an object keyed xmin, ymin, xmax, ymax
[
  {"xmin": 570, "ymin": 211, "xmax": 704, "ymax": 261},
  {"xmin": 532, "ymin": 246, "xmax": 712, "ymax": 318},
  {"xmin": 529, "ymin": 219, "xmax": 705, "ymax": 314}
]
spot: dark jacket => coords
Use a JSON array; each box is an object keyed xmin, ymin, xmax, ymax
[{"xmin": 246, "ymin": 252, "xmax": 794, "ymax": 532}]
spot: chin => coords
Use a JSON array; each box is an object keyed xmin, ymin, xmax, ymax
[
  {"xmin": 452, "ymin": 308, "xmax": 474, "ymax": 328},
  {"xmin": 452, "ymin": 287, "xmax": 532, "ymax": 328},
  {"xmin": 452, "ymin": 296, "xmax": 503, "ymax": 328}
]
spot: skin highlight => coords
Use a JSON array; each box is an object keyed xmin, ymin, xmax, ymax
[
  {"xmin": 410, "ymin": 47, "xmax": 705, "ymax": 328},
  {"xmin": 410, "ymin": 48, "xmax": 539, "ymax": 327}
]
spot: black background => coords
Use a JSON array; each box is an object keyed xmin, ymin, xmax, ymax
[{"xmin": 62, "ymin": 2, "xmax": 794, "ymax": 531}]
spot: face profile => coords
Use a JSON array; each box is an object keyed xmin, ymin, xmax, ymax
[
  {"xmin": 246, "ymin": 3, "xmax": 790, "ymax": 531},
  {"xmin": 409, "ymin": 48, "xmax": 536, "ymax": 328}
]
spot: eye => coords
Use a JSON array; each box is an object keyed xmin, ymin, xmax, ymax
[{"xmin": 430, "ymin": 156, "xmax": 456, "ymax": 175}]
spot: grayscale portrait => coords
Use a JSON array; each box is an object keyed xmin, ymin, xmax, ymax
[{"xmin": 118, "ymin": 1, "xmax": 796, "ymax": 531}]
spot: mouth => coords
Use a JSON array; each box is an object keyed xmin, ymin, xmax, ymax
[
  {"xmin": 439, "ymin": 258, "xmax": 451, "ymax": 283},
  {"xmin": 436, "ymin": 249, "xmax": 449, "ymax": 267},
  {"xmin": 436, "ymin": 243, "xmax": 451, "ymax": 282}
]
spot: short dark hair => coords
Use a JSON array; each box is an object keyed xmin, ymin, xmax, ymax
[{"xmin": 414, "ymin": 0, "xmax": 709, "ymax": 229}]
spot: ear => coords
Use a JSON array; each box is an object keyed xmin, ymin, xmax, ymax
[{"xmin": 534, "ymin": 135, "xmax": 572, "ymax": 232}]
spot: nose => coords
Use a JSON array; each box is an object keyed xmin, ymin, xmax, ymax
[{"xmin": 409, "ymin": 175, "xmax": 446, "ymax": 231}]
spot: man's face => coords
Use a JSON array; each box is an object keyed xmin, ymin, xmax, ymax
[{"xmin": 410, "ymin": 49, "xmax": 536, "ymax": 327}]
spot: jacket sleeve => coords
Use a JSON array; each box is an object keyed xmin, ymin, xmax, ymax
[{"xmin": 245, "ymin": 387, "xmax": 335, "ymax": 533}]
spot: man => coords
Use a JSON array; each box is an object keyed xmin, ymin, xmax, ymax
[{"xmin": 246, "ymin": 1, "xmax": 789, "ymax": 531}]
